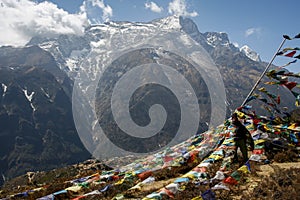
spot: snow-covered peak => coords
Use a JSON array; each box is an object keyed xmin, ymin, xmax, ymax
[
  {"xmin": 152, "ymin": 15, "xmax": 181, "ymax": 30},
  {"xmin": 203, "ymin": 32, "xmax": 230, "ymax": 47},
  {"xmin": 240, "ymin": 45, "xmax": 261, "ymax": 62},
  {"xmin": 26, "ymin": 15, "xmax": 263, "ymax": 83}
]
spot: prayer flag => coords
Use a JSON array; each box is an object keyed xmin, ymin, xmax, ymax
[
  {"xmin": 283, "ymin": 35, "xmax": 292, "ymax": 40},
  {"xmin": 294, "ymin": 33, "xmax": 300, "ymax": 38},
  {"xmin": 284, "ymin": 50, "xmax": 296, "ymax": 57}
]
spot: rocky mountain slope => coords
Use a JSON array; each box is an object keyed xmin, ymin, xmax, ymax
[{"xmin": 0, "ymin": 46, "xmax": 91, "ymax": 185}]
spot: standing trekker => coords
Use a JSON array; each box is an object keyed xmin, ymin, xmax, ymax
[{"xmin": 231, "ymin": 113, "xmax": 254, "ymax": 163}]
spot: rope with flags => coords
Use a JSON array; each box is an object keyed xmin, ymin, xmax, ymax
[{"xmin": 242, "ymin": 33, "xmax": 300, "ymax": 116}]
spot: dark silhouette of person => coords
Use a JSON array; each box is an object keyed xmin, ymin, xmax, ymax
[{"xmin": 231, "ymin": 113, "xmax": 254, "ymax": 163}]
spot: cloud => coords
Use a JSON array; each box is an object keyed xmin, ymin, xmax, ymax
[
  {"xmin": 0, "ymin": 0, "xmax": 89, "ymax": 47},
  {"xmin": 168, "ymin": 0, "xmax": 198, "ymax": 17},
  {"xmin": 82, "ymin": 0, "xmax": 113, "ymax": 23},
  {"xmin": 245, "ymin": 27, "xmax": 261, "ymax": 37},
  {"xmin": 145, "ymin": 1, "xmax": 163, "ymax": 13}
]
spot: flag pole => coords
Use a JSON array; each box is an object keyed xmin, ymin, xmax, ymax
[{"xmin": 241, "ymin": 37, "xmax": 287, "ymax": 107}]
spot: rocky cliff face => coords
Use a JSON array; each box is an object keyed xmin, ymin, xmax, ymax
[{"xmin": 0, "ymin": 46, "xmax": 90, "ymax": 185}]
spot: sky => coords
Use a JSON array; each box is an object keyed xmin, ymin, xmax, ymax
[{"xmin": 0, "ymin": 0, "xmax": 299, "ymax": 72}]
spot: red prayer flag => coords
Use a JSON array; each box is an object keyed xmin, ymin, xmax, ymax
[
  {"xmin": 138, "ymin": 170, "xmax": 152, "ymax": 181},
  {"xmin": 283, "ymin": 81, "xmax": 297, "ymax": 90},
  {"xmin": 253, "ymin": 149, "xmax": 264, "ymax": 154},
  {"xmin": 223, "ymin": 176, "xmax": 238, "ymax": 185},
  {"xmin": 160, "ymin": 188, "xmax": 175, "ymax": 198},
  {"xmin": 284, "ymin": 50, "xmax": 296, "ymax": 57},
  {"xmin": 163, "ymin": 155, "xmax": 173, "ymax": 163}
]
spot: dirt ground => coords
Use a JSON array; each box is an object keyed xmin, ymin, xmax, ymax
[{"xmin": 225, "ymin": 160, "xmax": 300, "ymax": 200}]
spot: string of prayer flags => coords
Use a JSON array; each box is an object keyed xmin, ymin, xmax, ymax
[
  {"xmin": 281, "ymin": 72, "xmax": 300, "ymax": 78},
  {"xmin": 275, "ymin": 70, "xmax": 286, "ymax": 75},
  {"xmin": 258, "ymin": 97, "xmax": 268, "ymax": 104},
  {"xmin": 247, "ymin": 93, "xmax": 280, "ymax": 109},
  {"xmin": 266, "ymin": 69, "xmax": 300, "ymax": 81},
  {"xmin": 275, "ymin": 38, "xmax": 300, "ymax": 59},
  {"xmin": 264, "ymin": 105, "xmax": 273, "ymax": 114},
  {"xmin": 282, "ymin": 47, "xmax": 300, "ymax": 51},
  {"xmin": 276, "ymin": 50, "xmax": 297, "ymax": 57},
  {"xmin": 266, "ymin": 69, "xmax": 283, "ymax": 80},
  {"xmin": 266, "ymin": 69, "xmax": 277, "ymax": 77},
  {"xmin": 279, "ymin": 59, "xmax": 297, "ymax": 68},
  {"xmin": 258, "ymin": 87, "xmax": 267, "ymax": 93},
  {"xmin": 264, "ymin": 81, "xmax": 279, "ymax": 85},
  {"xmin": 283, "ymin": 33, "xmax": 300, "ymax": 40},
  {"xmin": 276, "ymin": 47, "xmax": 300, "ymax": 57},
  {"xmin": 258, "ymin": 87, "xmax": 277, "ymax": 99},
  {"xmin": 255, "ymin": 89, "xmax": 282, "ymax": 113}
]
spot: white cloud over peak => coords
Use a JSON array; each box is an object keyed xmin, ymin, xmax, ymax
[
  {"xmin": 82, "ymin": 0, "xmax": 113, "ymax": 23},
  {"xmin": 245, "ymin": 27, "xmax": 261, "ymax": 37},
  {"xmin": 145, "ymin": 1, "xmax": 163, "ymax": 13},
  {"xmin": 0, "ymin": 0, "xmax": 89, "ymax": 47},
  {"xmin": 168, "ymin": 0, "xmax": 198, "ymax": 17},
  {"xmin": 0, "ymin": 0, "xmax": 114, "ymax": 47}
]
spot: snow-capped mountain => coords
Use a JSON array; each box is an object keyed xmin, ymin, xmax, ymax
[
  {"xmin": 24, "ymin": 15, "xmax": 270, "ymax": 157},
  {"xmin": 240, "ymin": 45, "xmax": 261, "ymax": 62},
  {"xmin": 26, "ymin": 16, "xmax": 260, "ymax": 79}
]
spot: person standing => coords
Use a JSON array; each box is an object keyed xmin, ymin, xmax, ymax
[{"xmin": 231, "ymin": 113, "xmax": 254, "ymax": 163}]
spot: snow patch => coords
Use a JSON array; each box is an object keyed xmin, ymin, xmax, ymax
[
  {"xmin": 38, "ymin": 41, "xmax": 57, "ymax": 50},
  {"xmin": 41, "ymin": 87, "xmax": 50, "ymax": 98},
  {"xmin": 30, "ymin": 103, "xmax": 36, "ymax": 111},
  {"xmin": 90, "ymin": 39, "xmax": 106, "ymax": 48},
  {"xmin": 206, "ymin": 35, "xmax": 229, "ymax": 47},
  {"xmin": 22, "ymin": 89, "xmax": 36, "ymax": 111},
  {"xmin": 66, "ymin": 58, "xmax": 78, "ymax": 72},
  {"xmin": 180, "ymin": 34, "xmax": 193, "ymax": 46},
  {"xmin": 2, "ymin": 83, "xmax": 7, "ymax": 97},
  {"xmin": 22, "ymin": 89, "xmax": 34, "ymax": 102}
]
